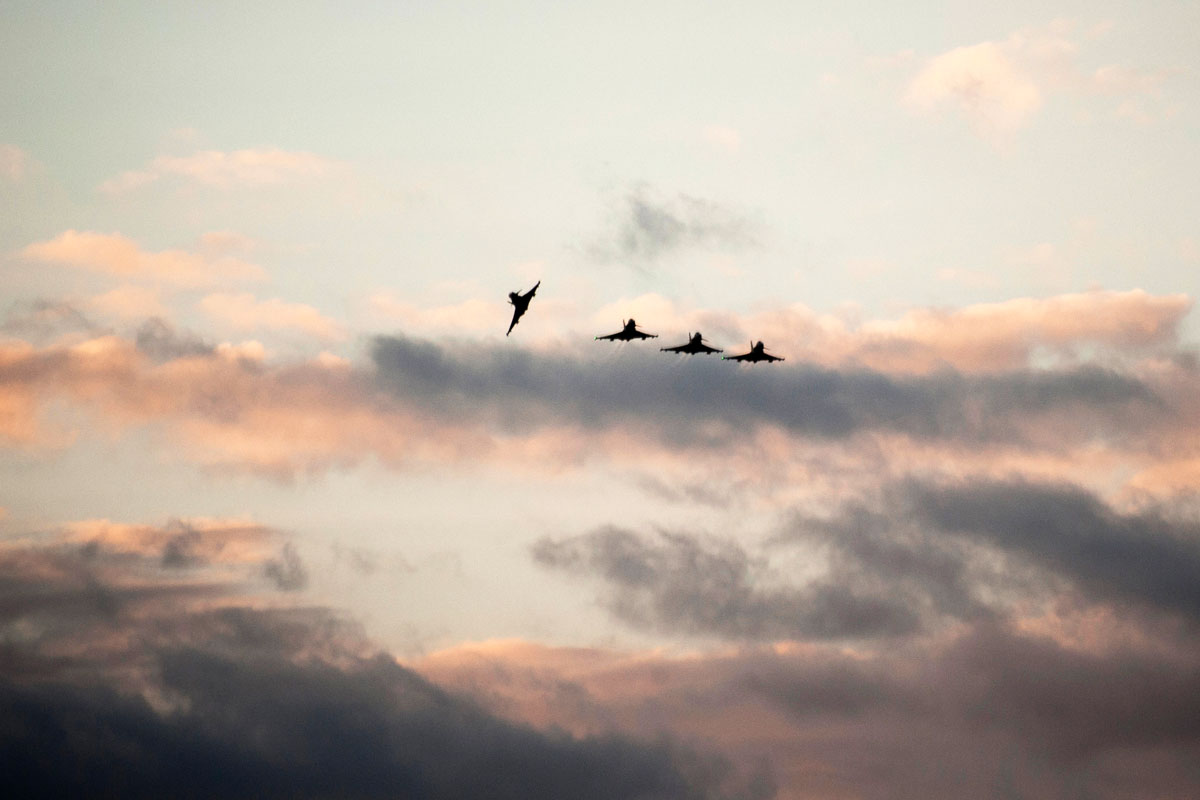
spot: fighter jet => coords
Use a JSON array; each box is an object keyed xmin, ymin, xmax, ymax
[
  {"xmin": 595, "ymin": 318, "xmax": 658, "ymax": 341},
  {"xmin": 506, "ymin": 280, "xmax": 540, "ymax": 336},
  {"xmin": 660, "ymin": 332, "xmax": 723, "ymax": 355},
  {"xmin": 723, "ymin": 341, "xmax": 784, "ymax": 363}
]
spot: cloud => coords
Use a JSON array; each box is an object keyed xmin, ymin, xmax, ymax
[
  {"xmin": 0, "ymin": 532, "xmax": 767, "ymax": 800},
  {"xmin": 88, "ymin": 286, "xmax": 169, "ymax": 320},
  {"xmin": 572, "ymin": 290, "xmax": 1189, "ymax": 373},
  {"xmin": 904, "ymin": 21, "xmax": 1179, "ymax": 140},
  {"xmin": 370, "ymin": 333, "xmax": 1161, "ymax": 449},
  {"xmin": 906, "ymin": 40, "xmax": 1043, "ymax": 139},
  {"xmin": 60, "ymin": 516, "xmax": 280, "ymax": 569},
  {"xmin": 133, "ymin": 318, "xmax": 216, "ymax": 362},
  {"xmin": 841, "ymin": 290, "xmax": 1190, "ymax": 372},
  {"xmin": 0, "ymin": 144, "xmax": 32, "ymax": 181},
  {"xmin": 537, "ymin": 475, "xmax": 1200, "ymax": 644},
  {"xmin": 21, "ymin": 231, "xmax": 265, "ymax": 287},
  {"xmin": 905, "ymin": 478, "xmax": 1200, "ymax": 623},
  {"xmin": 591, "ymin": 186, "xmax": 759, "ymax": 264},
  {"xmin": 0, "ymin": 300, "xmax": 103, "ymax": 343},
  {"xmin": 262, "ymin": 542, "xmax": 309, "ymax": 591},
  {"xmin": 200, "ymin": 292, "xmax": 344, "ymax": 340},
  {"xmin": 533, "ymin": 526, "xmax": 921, "ymax": 640},
  {"xmin": 0, "ymin": 316, "xmax": 1185, "ymax": 479},
  {"xmin": 99, "ymin": 148, "xmax": 339, "ymax": 193},
  {"xmin": 421, "ymin": 623, "xmax": 1200, "ymax": 799}
]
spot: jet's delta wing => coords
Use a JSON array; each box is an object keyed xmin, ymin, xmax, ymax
[
  {"xmin": 723, "ymin": 341, "xmax": 784, "ymax": 363},
  {"xmin": 596, "ymin": 318, "xmax": 658, "ymax": 341},
  {"xmin": 661, "ymin": 332, "xmax": 722, "ymax": 355},
  {"xmin": 506, "ymin": 280, "xmax": 540, "ymax": 336}
]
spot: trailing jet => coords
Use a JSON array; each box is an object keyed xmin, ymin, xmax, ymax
[
  {"xmin": 505, "ymin": 280, "xmax": 540, "ymax": 336},
  {"xmin": 660, "ymin": 332, "xmax": 722, "ymax": 355},
  {"xmin": 723, "ymin": 341, "xmax": 784, "ymax": 363},
  {"xmin": 595, "ymin": 318, "xmax": 658, "ymax": 341}
]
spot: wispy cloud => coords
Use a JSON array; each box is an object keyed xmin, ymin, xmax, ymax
[
  {"xmin": 0, "ymin": 144, "xmax": 33, "ymax": 182},
  {"xmin": 904, "ymin": 20, "xmax": 1181, "ymax": 141},
  {"xmin": 533, "ymin": 526, "xmax": 922, "ymax": 640},
  {"xmin": 99, "ymin": 148, "xmax": 340, "ymax": 193},
  {"xmin": 21, "ymin": 231, "xmax": 265, "ymax": 288},
  {"xmin": 200, "ymin": 292, "xmax": 344, "ymax": 340},
  {"xmin": 590, "ymin": 186, "xmax": 759, "ymax": 265}
]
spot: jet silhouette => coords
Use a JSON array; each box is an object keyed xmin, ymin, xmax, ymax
[
  {"xmin": 723, "ymin": 341, "xmax": 784, "ymax": 363},
  {"xmin": 660, "ymin": 332, "xmax": 723, "ymax": 355},
  {"xmin": 506, "ymin": 280, "xmax": 540, "ymax": 336},
  {"xmin": 596, "ymin": 318, "xmax": 658, "ymax": 341}
]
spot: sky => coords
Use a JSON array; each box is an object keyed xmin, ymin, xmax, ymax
[{"xmin": 3, "ymin": 2, "xmax": 1200, "ymax": 797}]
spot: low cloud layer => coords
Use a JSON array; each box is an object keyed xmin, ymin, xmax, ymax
[
  {"xmin": 371, "ymin": 333, "xmax": 1161, "ymax": 447},
  {"xmin": 2, "ymin": 315, "xmax": 1194, "ymax": 478},
  {"xmin": 422, "ymin": 623, "xmax": 1200, "ymax": 800},
  {"xmin": 0, "ymin": 525, "xmax": 767, "ymax": 800}
]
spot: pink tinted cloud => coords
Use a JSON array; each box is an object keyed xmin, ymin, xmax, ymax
[
  {"xmin": 614, "ymin": 289, "xmax": 1189, "ymax": 372},
  {"xmin": 904, "ymin": 21, "xmax": 1179, "ymax": 139},
  {"xmin": 200, "ymin": 293, "xmax": 345, "ymax": 340},
  {"xmin": 416, "ymin": 623, "xmax": 1200, "ymax": 800},
  {"xmin": 906, "ymin": 40, "xmax": 1043, "ymax": 139},
  {"xmin": 87, "ymin": 286, "xmax": 168, "ymax": 320},
  {"xmin": 0, "ymin": 334, "xmax": 492, "ymax": 477},
  {"xmin": 62, "ymin": 517, "xmax": 278, "ymax": 566},
  {"xmin": 21, "ymin": 231, "xmax": 265, "ymax": 287},
  {"xmin": 1, "ymin": 287, "xmax": 1197, "ymax": 486},
  {"xmin": 99, "ymin": 148, "xmax": 339, "ymax": 193}
]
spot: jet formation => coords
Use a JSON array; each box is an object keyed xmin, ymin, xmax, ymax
[{"xmin": 505, "ymin": 281, "xmax": 785, "ymax": 363}]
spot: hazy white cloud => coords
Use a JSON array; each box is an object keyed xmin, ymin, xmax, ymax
[
  {"xmin": 200, "ymin": 293, "xmax": 344, "ymax": 340},
  {"xmin": 99, "ymin": 148, "xmax": 339, "ymax": 193},
  {"xmin": 0, "ymin": 144, "xmax": 32, "ymax": 181},
  {"xmin": 905, "ymin": 20, "xmax": 1178, "ymax": 140},
  {"xmin": 905, "ymin": 40, "xmax": 1043, "ymax": 140},
  {"xmin": 21, "ymin": 231, "xmax": 265, "ymax": 287}
]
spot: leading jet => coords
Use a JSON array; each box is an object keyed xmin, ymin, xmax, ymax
[
  {"xmin": 505, "ymin": 280, "xmax": 540, "ymax": 336},
  {"xmin": 660, "ymin": 332, "xmax": 722, "ymax": 355},
  {"xmin": 723, "ymin": 341, "xmax": 784, "ymax": 363},
  {"xmin": 596, "ymin": 318, "xmax": 658, "ymax": 341}
]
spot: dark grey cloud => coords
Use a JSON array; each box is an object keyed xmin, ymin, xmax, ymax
[
  {"xmin": 134, "ymin": 318, "xmax": 215, "ymax": 361},
  {"xmin": 783, "ymin": 503, "xmax": 1002, "ymax": 624},
  {"xmin": 370, "ymin": 334, "xmax": 1160, "ymax": 448},
  {"xmin": 533, "ymin": 476, "xmax": 1200, "ymax": 645},
  {"xmin": 532, "ymin": 527, "xmax": 920, "ymax": 640},
  {"xmin": 592, "ymin": 186, "xmax": 759, "ymax": 263},
  {"xmin": 432, "ymin": 621, "xmax": 1200, "ymax": 799},
  {"xmin": 0, "ymin": 537, "xmax": 769, "ymax": 800},
  {"xmin": 0, "ymin": 299, "xmax": 103, "ymax": 342},
  {"xmin": 904, "ymin": 478, "xmax": 1200, "ymax": 623},
  {"xmin": 262, "ymin": 543, "xmax": 309, "ymax": 591},
  {"xmin": 742, "ymin": 623, "xmax": 1200, "ymax": 796}
]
